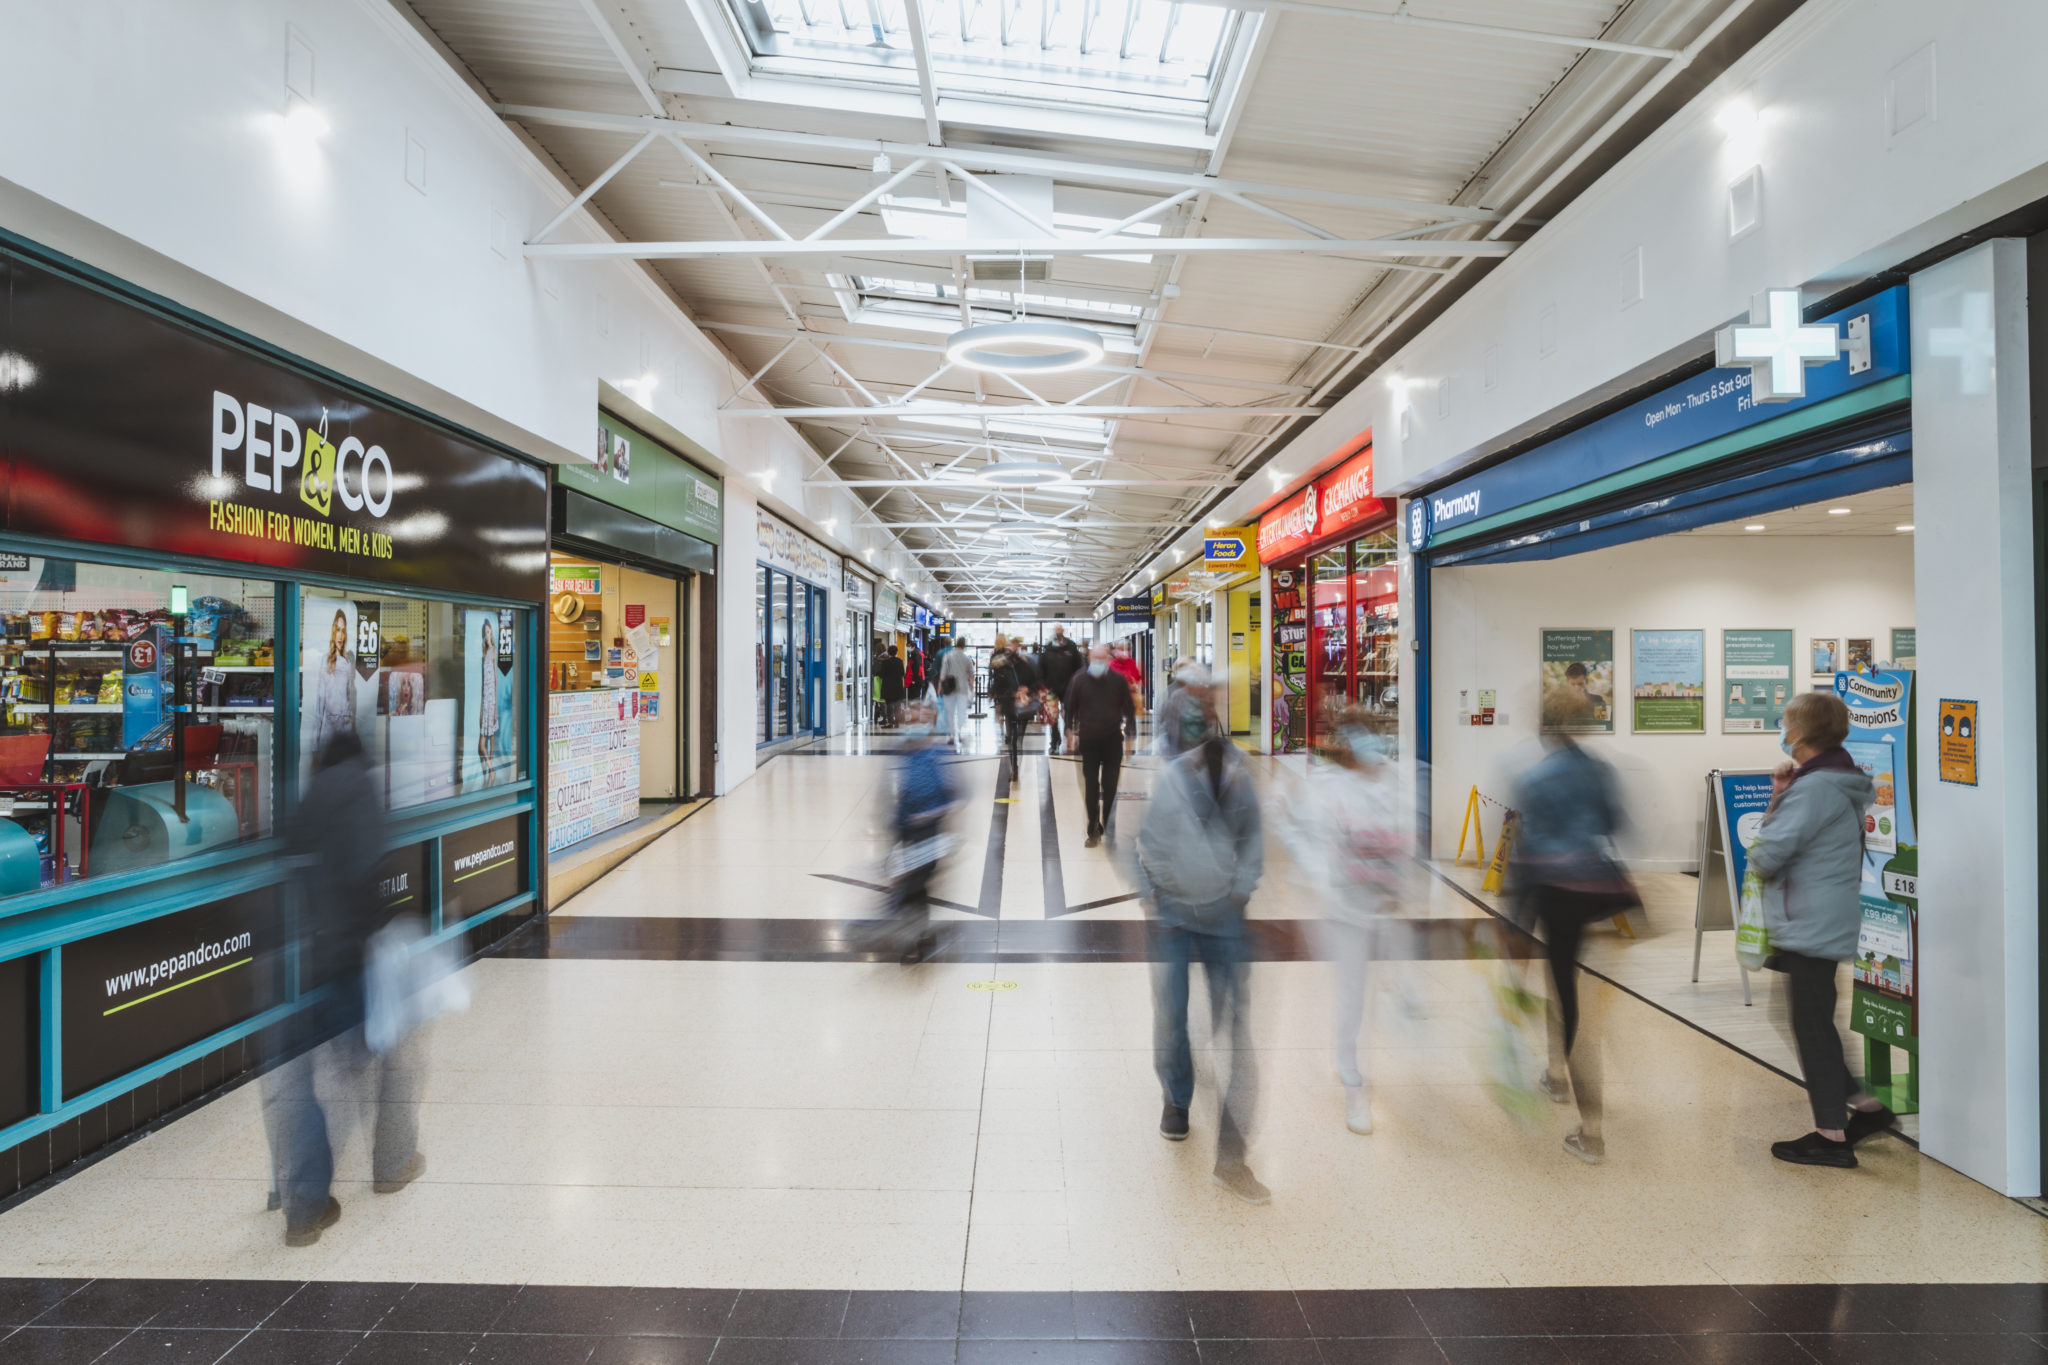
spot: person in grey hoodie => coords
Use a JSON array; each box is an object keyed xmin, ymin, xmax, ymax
[
  {"xmin": 1131, "ymin": 735, "xmax": 1269, "ymax": 1203},
  {"xmin": 1749, "ymin": 690, "xmax": 1894, "ymax": 1168}
]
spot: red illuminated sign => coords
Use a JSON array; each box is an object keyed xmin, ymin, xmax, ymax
[{"xmin": 1256, "ymin": 436, "xmax": 1390, "ymax": 562}]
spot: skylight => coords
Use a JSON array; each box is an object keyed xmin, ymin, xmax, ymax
[
  {"xmin": 878, "ymin": 196, "xmax": 1161, "ymax": 263},
  {"xmin": 849, "ymin": 276, "xmax": 1145, "ymax": 333},
  {"xmin": 722, "ymin": 0, "xmax": 1239, "ymax": 114}
]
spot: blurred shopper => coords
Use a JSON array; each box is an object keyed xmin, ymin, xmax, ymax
[
  {"xmin": 988, "ymin": 634, "xmax": 1039, "ymax": 786},
  {"xmin": 1039, "ymin": 627, "xmax": 1084, "ymax": 754},
  {"xmin": 1133, "ymin": 736, "xmax": 1268, "ymax": 1203},
  {"xmin": 1508, "ymin": 690, "xmax": 1635, "ymax": 1164},
  {"xmin": 906, "ymin": 643, "xmax": 926, "ymax": 699},
  {"xmin": 1065, "ymin": 643, "xmax": 1137, "ymax": 848},
  {"xmin": 877, "ymin": 697, "xmax": 960, "ymax": 964},
  {"xmin": 1280, "ymin": 707, "xmax": 1406, "ymax": 1135},
  {"xmin": 1155, "ymin": 660, "xmax": 1219, "ymax": 758},
  {"xmin": 876, "ymin": 645, "xmax": 907, "ymax": 726},
  {"xmin": 264, "ymin": 731, "xmax": 424, "ymax": 1247},
  {"xmin": 1753, "ymin": 691, "xmax": 1893, "ymax": 1167},
  {"xmin": 1110, "ymin": 642, "xmax": 1144, "ymax": 700},
  {"xmin": 935, "ymin": 634, "xmax": 976, "ymax": 752}
]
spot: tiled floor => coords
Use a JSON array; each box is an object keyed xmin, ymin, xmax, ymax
[{"xmin": 0, "ymin": 724, "xmax": 2043, "ymax": 1333}]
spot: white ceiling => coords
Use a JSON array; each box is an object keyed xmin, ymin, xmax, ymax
[
  {"xmin": 1686, "ymin": 484, "xmax": 1916, "ymax": 537},
  {"xmin": 398, "ymin": 0, "xmax": 1788, "ymax": 610}
]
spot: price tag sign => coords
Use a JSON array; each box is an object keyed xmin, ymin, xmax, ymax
[
  {"xmin": 1882, "ymin": 870, "xmax": 1918, "ymax": 901},
  {"xmin": 353, "ymin": 602, "xmax": 382, "ymax": 680},
  {"xmin": 200, "ymin": 668, "xmax": 227, "ymax": 687}
]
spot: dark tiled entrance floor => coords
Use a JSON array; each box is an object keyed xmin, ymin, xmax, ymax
[{"xmin": 4, "ymin": 1281, "xmax": 2047, "ymax": 1365}]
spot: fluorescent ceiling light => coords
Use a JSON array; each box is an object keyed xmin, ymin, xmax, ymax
[
  {"xmin": 1827, "ymin": 507, "xmax": 1852, "ymax": 515},
  {"xmin": 1896, "ymin": 524, "xmax": 1915, "ymax": 532},
  {"xmin": 974, "ymin": 459, "xmax": 1069, "ymax": 487},
  {"xmin": 947, "ymin": 320, "xmax": 1106, "ymax": 375},
  {"xmin": 1744, "ymin": 524, "xmax": 1766, "ymax": 532}
]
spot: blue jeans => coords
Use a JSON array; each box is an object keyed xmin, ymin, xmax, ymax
[
  {"xmin": 262, "ymin": 987, "xmax": 420, "ymax": 1228},
  {"xmin": 1150, "ymin": 913, "xmax": 1256, "ymax": 1166}
]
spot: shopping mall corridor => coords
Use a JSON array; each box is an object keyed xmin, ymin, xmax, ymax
[{"xmin": 0, "ymin": 726, "xmax": 2045, "ymax": 1363}]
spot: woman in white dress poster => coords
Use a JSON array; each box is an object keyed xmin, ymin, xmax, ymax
[{"xmin": 312, "ymin": 605, "xmax": 357, "ymax": 755}]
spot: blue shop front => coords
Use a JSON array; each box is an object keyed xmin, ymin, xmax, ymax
[{"xmin": 0, "ymin": 238, "xmax": 549, "ymax": 1195}]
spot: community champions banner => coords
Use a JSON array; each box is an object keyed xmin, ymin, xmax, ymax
[
  {"xmin": 1836, "ymin": 669, "xmax": 1917, "ymax": 1046},
  {"xmin": 1539, "ymin": 629, "xmax": 1613, "ymax": 733},
  {"xmin": 1631, "ymin": 629, "xmax": 1705, "ymax": 733}
]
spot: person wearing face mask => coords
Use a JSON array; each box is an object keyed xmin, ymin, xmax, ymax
[
  {"xmin": 1751, "ymin": 690, "xmax": 1893, "ymax": 1167},
  {"xmin": 1065, "ymin": 643, "xmax": 1137, "ymax": 847},
  {"xmin": 1279, "ymin": 707, "xmax": 1408, "ymax": 1135}
]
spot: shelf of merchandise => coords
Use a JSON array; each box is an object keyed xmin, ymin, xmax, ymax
[
  {"xmin": 49, "ymin": 703, "xmax": 121, "ymax": 713},
  {"xmin": 195, "ymin": 706, "xmax": 273, "ymax": 714},
  {"xmin": 50, "ymin": 752, "xmax": 125, "ymax": 761},
  {"xmin": 207, "ymin": 665, "xmax": 274, "ymax": 673}
]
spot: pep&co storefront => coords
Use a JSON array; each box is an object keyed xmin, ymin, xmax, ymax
[
  {"xmin": 1259, "ymin": 435, "xmax": 1397, "ymax": 755},
  {"xmin": 0, "ymin": 238, "xmax": 549, "ymax": 1196}
]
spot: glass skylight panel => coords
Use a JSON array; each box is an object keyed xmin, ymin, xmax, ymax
[
  {"xmin": 875, "ymin": 196, "xmax": 1161, "ymax": 262},
  {"xmin": 726, "ymin": 0, "xmax": 1235, "ymax": 113}
]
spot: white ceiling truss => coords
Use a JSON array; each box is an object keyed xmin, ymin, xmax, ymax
[{"xmin": 402, "ymin": 0, "xmax": 1785, "ymax": 610}]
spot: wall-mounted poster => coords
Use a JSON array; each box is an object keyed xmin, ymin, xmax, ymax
[
  {"xmin": 1722, "ymin": 629, "xmax": 1793, "ymax": 732},
  {"xmin": 1540, "ymin": 628, "xmax": 1614, "ymax": 733},
  {"xmin": 1891, "ymin": 627, "xmax": 1917, "ymax": 668},
  {"xmin": 300, "ymin": 595, "xmax": 381, "ymax": 778},
  {"xmin": 1630, "ymin": 629, "xmax": 1705, "ymax": 732},
  {"xmin": 461, "ymin": 607, "xmax": 519, "ymax": 790},
  {"xmin": 1847, "ymin": 637, "xmax": 1874, "ymax": 673},
  {"xmin": 1810, "ymin": 637, "xmax": 1839, "ymax": 678}
]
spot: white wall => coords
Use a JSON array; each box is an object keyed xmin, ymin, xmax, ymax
[
  {"xmin": 1431, "ymin": 534, "xmax": 1915, "ymax": 870},
  {"xmin": 0, "ymin": 0, "xmax": 944, "ymax": 803},
  {"xmin": 1912, "ymin": 241, "xmax": 2039, "ymax": 1197}
]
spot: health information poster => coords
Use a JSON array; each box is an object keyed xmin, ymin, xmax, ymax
[
  {"xmin": 1722, "ymin": 629, "xmax": 1793, "ymax": 732},
  {"xmin": 1540, "ymin": 628, "xmax": 1614, "ymax": 733},
  {"xmin": 1630, "ymin": 629, "xmax": 1705, "ymax": 732}
]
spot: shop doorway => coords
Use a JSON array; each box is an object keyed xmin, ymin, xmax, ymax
[{"xmin": 1428, "ymin": 486, "xmax": 1916, "ymax": 1108}]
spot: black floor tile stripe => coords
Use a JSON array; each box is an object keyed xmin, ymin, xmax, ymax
[
  {"xmin": 5, "ymin": 1282, "xmax": 2048, "ymax": 1364},
  {"xmin": 488, "ymin": 915, "xmax": 1537, "ymax": 964}
]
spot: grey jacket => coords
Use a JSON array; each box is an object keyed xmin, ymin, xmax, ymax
[
  {"xmin": 1132, "ymin": 744, "xmax": 1264, "ymax": 930},
  {"xmin": 1747, "ymin": 760, "xmax": 1874, "ymax": 962}
]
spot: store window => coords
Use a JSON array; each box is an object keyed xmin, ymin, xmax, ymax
[
  {"xmin": 756, "ymin": 567, "xmax": 770, "ymax": 740},
  {"xmin": 297, "ymin": 590, "xmax": 524, "ymax": 807},
  {"xmin": 0, "ymin": 556, "xmax": 277, "ymax": 892},
  {"xmin": 1353, "ymin": 530, "xmax": 1399, "ymax": 722},
  {"xmin": 1309, "ymin": 548, "xmax": 1350, "ymax": 750}
]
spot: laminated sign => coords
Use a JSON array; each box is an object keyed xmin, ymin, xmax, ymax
[{"xmin": 1938, "ymin": 699, "xmax": 1977, "ymax": 786}]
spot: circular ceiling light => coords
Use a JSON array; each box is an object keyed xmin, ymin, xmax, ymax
[
  {"xmin": 974, "ymin": 459, "xmax": 1068, "ymax": 487},
  {"xmin": 945, "ymin": 320, "xmax": 1106, "ymax": 375}
]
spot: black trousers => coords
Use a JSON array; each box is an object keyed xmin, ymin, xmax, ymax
[
  {"xmin": 1532, "ymin": 886, "xmax": 1593, "ymax": 1051},
  {"xmin": 1780, "ymin": 950, "xmax": 1855, "ymax": 1131},
  {"xmin": 1078, "ymin": 735, "xmax": 1123, "ymax": 836},
  {"xmin": 1001, "ymin": 708, "xmax": 1027, "ymax": 781}
]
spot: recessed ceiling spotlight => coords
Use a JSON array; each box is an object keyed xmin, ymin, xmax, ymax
[
  {"xmin": 945, "ymin": 321, "xmax": 1105, "ymax": 375},
  {"xmin": 1896, "ymin": 523, "xmax": 1915, "ymax": 532},
  {"xmin": 1827, "ymin": 507, "xmax": 1852, "ymax": 515},
  {"xmin": 1744, "ymin": 524, "xmax": 1766, "ymax": 532}
]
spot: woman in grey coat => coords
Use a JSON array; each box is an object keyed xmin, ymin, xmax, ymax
[{"xmin": 1749, "ymin": 691, "xmax": 1894, "ymax": 1167}]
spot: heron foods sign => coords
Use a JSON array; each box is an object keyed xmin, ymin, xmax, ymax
[{"xmin": 0, "ymin": 251, "xmax": 550, "ymax": 601}]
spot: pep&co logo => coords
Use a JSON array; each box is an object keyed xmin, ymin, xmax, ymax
[{"xmin": 207, "ymin": 394, "xmax": 396, "ymax": 561}]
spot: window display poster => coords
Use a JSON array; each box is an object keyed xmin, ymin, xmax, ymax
[
  {"xmin": 1722, "ymin": 629, "xmax": 1792, "ymax": 732},
  {"xmin": 1629, "ymin": 629, "xmax": 1704, "ymax": 732},
  {"xmin": 1847, "ymin": 637, "xmax": 1874, "ymax": 673},
  {"xmin": 301, "ymin": 596, "xmax": 375, "ymax": 768},
  {"xmin": 1540, "ymin": 628, "xmax": 1614, "ymax": 733},
  {"xmin": 461, "ymin": 607, "xmax": 517, "ymax": 789},
  {"xmin": 1810, "ymin": 637, "xmax": 1839, "ymax": 678},
  {"xmin": 1891, "ymin": 627, "xmax": 1916, "ymax": 668}
]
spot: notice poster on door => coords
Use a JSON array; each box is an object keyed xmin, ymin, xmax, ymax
[
  {"xmin": 1630, "ymin": 629, "xmax": 1704, "ymax": 733},
  {"xmin": 1722, "ymin": 629, "xmax": 1793, "ymax": 732},
  {"xmin": 1539, "ymin": 628, "xmax": 1614, "ymax": 733},
  {"xmin": 461, "ymin": 607, "xmax": 518, "ymax": 790},
  {"xmin": 1938, "ymin": 698, "xmax": 1977, "ymax": 786}
]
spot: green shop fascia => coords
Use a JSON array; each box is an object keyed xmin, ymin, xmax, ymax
[{"xmin": 0, "ymin": 235, "xmax": 553, "ymax": 1194}]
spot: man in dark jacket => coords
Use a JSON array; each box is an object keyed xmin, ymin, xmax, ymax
[
  {"xmin": 265, "ymin": 731, "xmax": 423, "ymax": 1247},
  {"xmin": 987, "ymin": 635, "xmax": 1039, "ymax": 786},
  {"xmin": 1065, "ymin": 643, "xmax": 1135, "ymax": 846},
  {"xmin": 1039, "ymin": 627, "xmax": 1083, "ymax": 754},
  {"xmin": 876, "ymin": 645, "xmax": 907, "ymax": 726}
]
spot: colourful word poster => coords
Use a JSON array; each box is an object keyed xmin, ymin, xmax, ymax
[
  {"xmin": 1722, "ymin": 629, "xmax": 1793, "ymax": 732},
  {"xmin": 1540, "ymin": 628, "xmax": 1614, "ymax": 733},
  {"xmin": 1630, "ymin": 629, "xmax": 1704, "ymax": 732}
]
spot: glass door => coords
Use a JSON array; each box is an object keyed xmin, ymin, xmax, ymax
[
  {"xmin": 771, "ymin": 571, "xmax": 791, "ymax": 738},
  {"xmin": 791, "ymin": 580, "xmax": 810, "ymax": 733},
  {"xmin": 807, "ymin": 585, "xmax": 828, "ymax": 735},
  {"xmin": 1309, "ymin": 548, "xmax": 1350, "ymax": 750},
  {"xmin": 1352, "ymin": 530, "xmax": 1399, "ymax": 725}
]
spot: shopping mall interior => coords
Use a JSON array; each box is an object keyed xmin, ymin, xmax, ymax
[{"xmin": 3, "ymin": 0, "xmax": 2048, "ymax": 1361}]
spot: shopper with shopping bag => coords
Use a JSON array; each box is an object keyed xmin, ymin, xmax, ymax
[{"xmin": 1749, "ymin": 691, "xmax": 1894, "ymax": 1167}]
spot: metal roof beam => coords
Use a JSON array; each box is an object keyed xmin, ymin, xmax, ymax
[
  {"xmin": 525, "ymin": 236, "xmax": 1512, "ymax": 261},
  {"xmin": 731, "ymin": 402, "xmax": 1318, "ymax": 417},
  {"xmin": 1177, "ymin": 0, "xmax": 1682, "ymax": 60},
  {"xmin": 493, "ymin": 104, "xmax": 1500, "ymax": 220}
]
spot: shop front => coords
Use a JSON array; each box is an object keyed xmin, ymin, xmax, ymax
[
  {"xmin": 545, "ymin": 412, "xmax": 720, "ymax": 857},
  {"xmin": 1411, "ymin": 284, "xmax": 1915, "ymax": 1114},
  {"xmin": 755, "ymin": 510, "xmax": 833, "ymax": 745},
  {"xmin": 841, "ymin": 564, "xmax": 874, "ymax": 726},
  {"xmin": 0, "ymin": 240, "xmax": 548, "ymax": 1194},
  {"xmin": 1257, "ymin": 437, "xmax": 1395, "ymax": 755}
]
